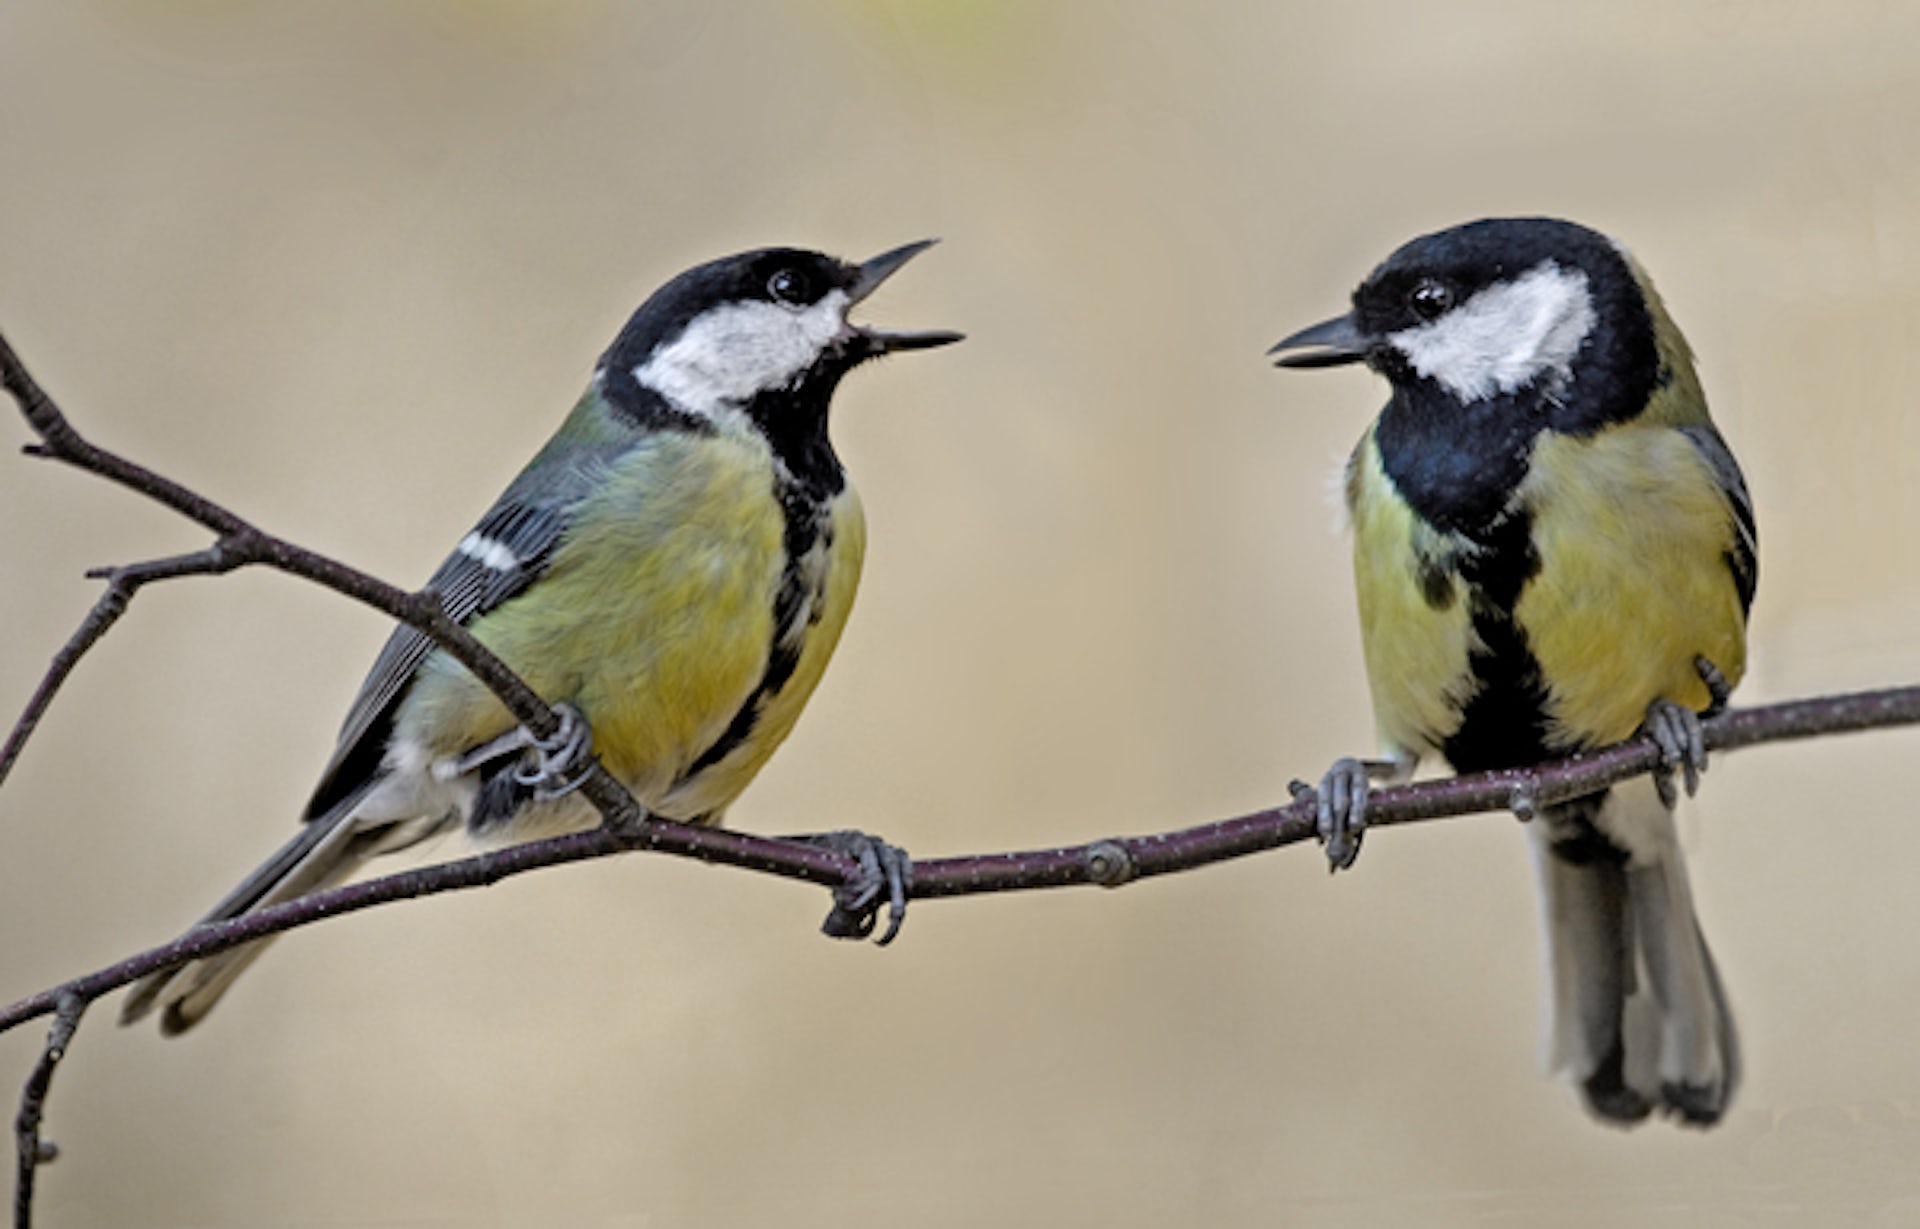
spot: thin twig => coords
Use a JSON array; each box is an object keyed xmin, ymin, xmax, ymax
[
  {"xmin": 3, "ymin": 681, "xmax": 1916, "ymax": 1037},
  {"xmin": 0, "ymin": 819, "xmax": 848, "ymax": 1034},
  {"xmin": 12, "ymin": 995, "xmax": 82, "ymax": 1229},
  {"xmin": 3, "ymin": 331, "xmax": 663, "ymax": 841},
  {"xmin": 0, "ymin": 331, "xmax": 572, "ymax": 778},
  {"xmin": 0, "ymin": 544, "xmax": 252, "ymax": 787},
  {"xmin": 819, "ymin": 681, "xmax": 1920, "ymax": 896}
]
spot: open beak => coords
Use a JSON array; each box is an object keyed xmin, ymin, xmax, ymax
[
  {"xmin": 848, "ymin": 239, "xmax": 965, "ymax": 354},
  {"xmin": 1267, "ymin": 312, "xmax": 1369, "ymax": 368}
]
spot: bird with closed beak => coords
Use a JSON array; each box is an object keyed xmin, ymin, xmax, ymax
[
  {"xmin": 1270, "ymin": 217, "xmax": 1753, "ymax": 1126},
  {"xmin": 123, "ymin": 241, "xmax": 962, "ymax": 1034}
]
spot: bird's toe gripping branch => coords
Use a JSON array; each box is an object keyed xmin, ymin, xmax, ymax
[
  {"xmin": 451, "ymin": 702, "xmax": 596, "ymax": 802},
  {"xmin": 514, "ymin": 703, "xmax": 594, "ymax": 801},
  {"xmin": 788, "ymin": 830, "xmax": 913, "ymax": 946},
  {"xmin": 1292, "ymin": 756, "xmax": 1373, "ymax": 873},
  {"xmin": 1642, "ymin": 653, "xmax": 1732, "ymax": 808},
  {"xmin": 1640, "ymin": 697, "xmax": 1708, "ymax": 808}
]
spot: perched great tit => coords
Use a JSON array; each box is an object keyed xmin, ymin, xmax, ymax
[
  {"xmin": 1269, "ymin": 217, "xmax": 1754, "ymax": 1127},
  {"xmin": 122, "ymin": 241, "xmax": 962, "ymax": 1034}
]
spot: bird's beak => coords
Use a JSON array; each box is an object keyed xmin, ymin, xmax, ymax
[
  {"xmin": 848, "ymin": 239, "xmax": 965, "ymax": 354},
  {"xmin": 1267, "ymin": 312, "xmax": 1369, "ymax": 368}
]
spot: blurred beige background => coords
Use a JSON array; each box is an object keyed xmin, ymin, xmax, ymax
[{"xmin": 3, "ymin": 1, "xmax": 1919, "ymax": 1225}]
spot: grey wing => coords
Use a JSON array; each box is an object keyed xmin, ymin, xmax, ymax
[
  {"xmin": 1679, "ymin": 423, "xmax": 1757, "ymax": 616},
  {"xmin": 301, "ymin": 498, "xmax": 575, "ymax": 820},
  {"xmin": 122, "ymin": 500, "xmax": 572, "ymax": 1030}
]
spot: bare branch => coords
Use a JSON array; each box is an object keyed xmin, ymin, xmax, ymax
[
  {"xmin": 0, "ymin": 819, "xmax": 852, "ymax": 1035},
  {"xmin": 12, "ymin": 994, "xmax": 82, "ymax": 1229},
  {"xmin": 4, "ymin": 334, "xmax": 539, "ymax": 738},
  {"xmin": 0, "ymin": 330, "xmax": 644, "ymax": 823},
  {"xmin": 897, "ymin": 681, "xmax": 1920, "ymax": 895},
  {"xmin": 4, "ymin": 681, "xmax": 1916, "ymax": 1039},
  {"xmin": 0, "ymin": 543, "xmax": 253, "ymax": 788}
]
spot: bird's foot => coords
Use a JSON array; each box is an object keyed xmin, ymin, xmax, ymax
[
  {"xmin": 1291, "ymin": 756, "xmax": 1373, "ymax": 872},
  {"xmin": 786, "ymin": 830, "xmax": 913, "ymax": 946},
  {"xmin": 512, "ymin": 703, "xmax": 594, "ymax": 801},
  {"xmin": 451, "ymin": 704, "xmax": 595, "ymax": 801},
  {"xmin": 1640, "ymin": 696, "xmax": 1707, "ymax": 808}
]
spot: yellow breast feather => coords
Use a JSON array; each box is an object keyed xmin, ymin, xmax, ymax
[
  {"xmin": 1518, "ymin": 423, "xmax": 1748, "ymax": 749},
  {"xmin": 1347, "ymin": 434, "xmax": 1478, "ymax": 761},
  {"xmin": 399, "ymin": 430, "xmax": 789, "ymax": 808},
  {"xmin": 662, "ymin": 485, "xmax": 866, "ymax": 821}
]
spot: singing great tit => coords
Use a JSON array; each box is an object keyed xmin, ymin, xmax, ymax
[
  {"xmin": 1269, "ymin": 217, "xmax": 1754, "ymax": 1126},
  {"xmin": 122, "ymin": 241, "xmax": 962, "ymax": 1034}
]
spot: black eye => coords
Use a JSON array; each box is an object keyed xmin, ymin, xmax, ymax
[
  {"xmin": 1408, "ymin": 278, "xmax": 1454, "ymax": 321},
  {"xmin": 768, "ymin": 268, "xmax": 811, "ymax": 307}
]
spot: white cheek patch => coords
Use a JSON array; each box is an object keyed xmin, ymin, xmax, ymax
[
  {"xmin": 1389, "ymin": 262, "xmax": 1596, "ymax": 404},
  {"xmin": 633, "ymin": 289, "xmax": 850, "ymax": 423}
]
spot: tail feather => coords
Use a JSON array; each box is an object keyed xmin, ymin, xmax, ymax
[
  {"xmin": 120, "ymin": 803, "xmax": 389, "ymax": 1034},
  {"xmin": 1529, "ymin": 777, "xmax": 1737, "ymax": 1126}
]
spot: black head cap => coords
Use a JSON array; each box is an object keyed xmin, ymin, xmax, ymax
[
  {"xmin": 601, "ymin": 242, "xmax": 962, "ymax": 380},
  {"xmin": 1348, "ymin": 217, "xmax": 1637, "ymax": 343},
  {"xmin": 1270, "ymin": 217, "xmax": 1660, "ymax": 429}
]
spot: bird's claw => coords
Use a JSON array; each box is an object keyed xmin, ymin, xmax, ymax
[
  {"xmin": 511, "ymin": 703, "xmax": 594, "ymax": 801},
  {"xmin": 1315, "ymin": 756, "xmax": 1371, "ymax": 872},
  {"xmin": 449, "ymin": 702, "xmax": 594, "ymax": 801},
  {"xmin": 1695, "ymin": 655, "xmax": 1733, "ymax": 715},
  {"xmin": 1641, "ymin": 697, "xmax": 1707, "ymax": 808},
  {"xmin": 791, "ymin": 830, "xmax": 913, "ymax": 946}
]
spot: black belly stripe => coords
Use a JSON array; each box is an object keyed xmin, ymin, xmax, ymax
[
  {"xmin": 1435, "ymin": 509, "xmax": 1562, "ymax": 774},
  {"xmin": 683, "ymin": 481, "xmax": 830, "ymax": 777}
]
